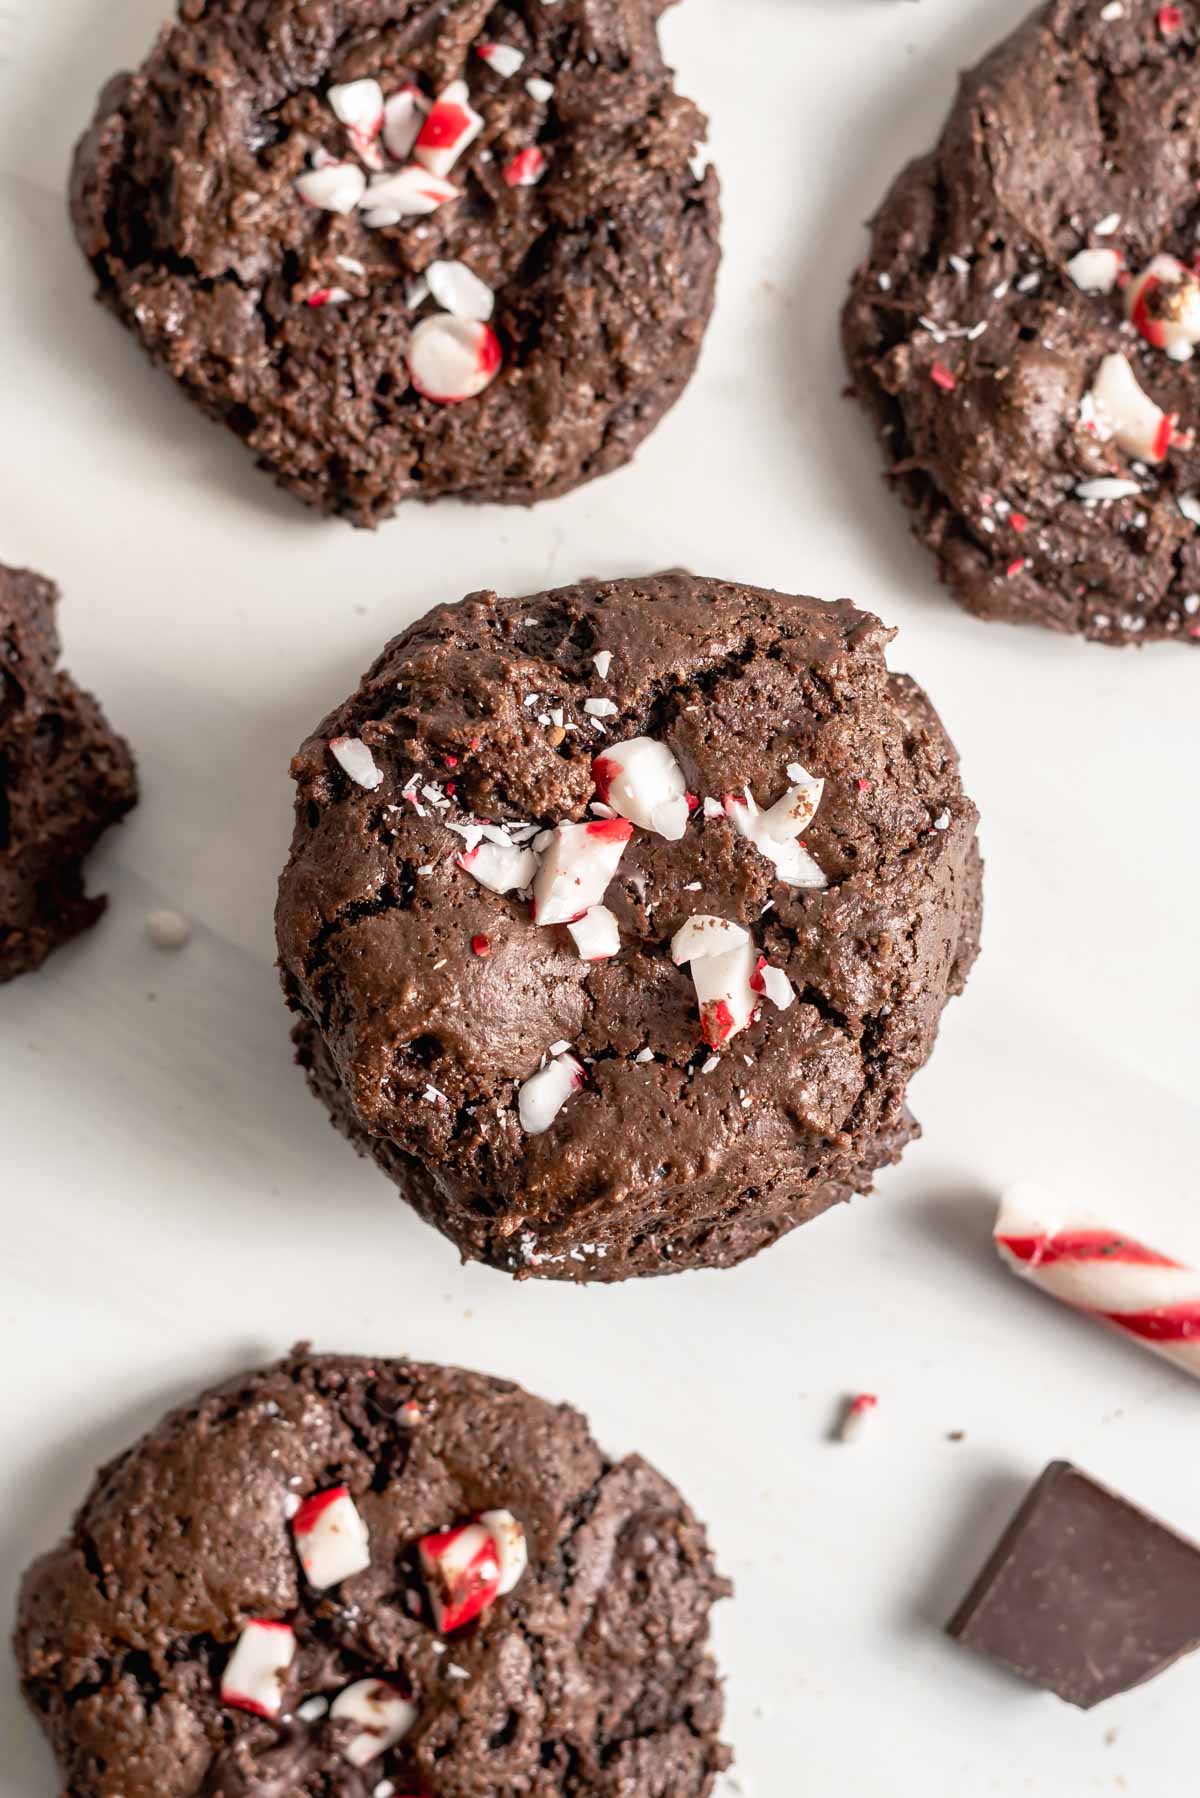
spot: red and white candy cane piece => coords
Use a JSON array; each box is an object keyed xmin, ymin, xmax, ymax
[
  {"xmin": 723, "ymin": 784, "xmax": 827, "ymax": 889},
  {"xmin": 418, "ymin": 1519, "xmax": 503, "ymax": 1631},
  {"xmin": 456, "ymin": 834, "xmax": 536, "ymax": 894},
  {"xmin": 327, "ymin": 78, "xmax": 384, "ymax": 161},
  {"xmin": 360, "ymin": 166, "xmax": 459, "ymax": 218},
  {"xmin": 383, "ymin": 86, "xmax": 427, "ymax": 163},
  {"xmin": 478, "ymin": 1509, "xmax": 528, "ymax": 1594},
  {"xmin": 1125, "ymin": 253, "xmax": 1200, "ymax": 361},
  {"xmin": 329, "ymin": 736, "xmax": 383, "ymax": 790},
  {"xmin": 566, "ymin": 904, "xmax": 620, "ymax": 960},
  {"xmin": 671, "ymin": 916, "xmax": 758, "ymax": 1049},
  {"xmin": 414, "ymin": 81, "xmax": 483, "ymax": 177},
  {"xmin": 427, "ymin": 259, "xmax": 495, "ymax": 322},
  {"xmin": 477, "ymin": 41, "xmax": 526, "ymax": 78},
  {"xmin": 295, "ymin": 161, "xmax": 367, "ymax": 214},
  {"xmin": 503, "ymin": 146, "xmax": 547, "ymax": 188},
  {"xmin": 1064, "ymin": 247, "xmax": 1123, "ymax": 295},
  {"xmin": 518, "ymin": 1050, "xmax": 585, "ymax": 1134},
  {"xmin": 531, "ymin": 819, "xmax": 633, "ymax": 925},
  {"xmin": 291, "ymin": 1485, "xmax": 371, "ymax": 1590},
  {"xmin": 751, "ymin": 957, "xmax": 795, "ymax": 1011},
  {"xmin": 407, "ymin": 315, "xmax": 502, "ymax": 403},
  {"xmin": 592, "ymin": 738, "xmax": 689, "ymax": 841},
  {"xmin": 221, "ymin": 1621, "xmax": 296, "ymax": 1718},
  {"xmin": 995, "ymin": 1183, "xmax": 1200, "ymax": 1380},
  {"xmin": 1086, "ymin": 353, "xmax": 1175, "ymax": 462},
  {"xmin": 330, "ymin": 1679, "xmax": 417, "ymax": 1768}
]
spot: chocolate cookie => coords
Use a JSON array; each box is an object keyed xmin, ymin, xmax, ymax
[
  {"xmin": 0, "ymin": 563, "xmax": 137, "ymax": 982},
  {"xmin": 15, "ymin": 1348, "xmax": 731, "ymax": 1798},
  {"xmin": 71, "ymin": 0, "xmax": 719, "ymax": 526},
  {"xmin": 276, "ymin": 571, "xmax": 982, "ymax": 1282},
  {"xmin": 842, "ymin": 0, "xmax": 1200, "ymax": 644}
]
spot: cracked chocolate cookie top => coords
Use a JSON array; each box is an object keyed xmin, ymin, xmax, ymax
[
  {"xmin": 70, "ymin": 0, "xmax": 720, "ymax": 525},
  {"xmin": 15, "ymin": 1349, "xmax": 730, "ymax": 1798},
  {"xmin": 0, "ymin": 562, "xmax": 138, "ymax": 982},
  {"xmin": 275, "ymin": 571, "xmax": 982, "ymax": 1282},
  {"xmin": 843, "ymin": 0, "xmax": 1200, "ymax": 644}
]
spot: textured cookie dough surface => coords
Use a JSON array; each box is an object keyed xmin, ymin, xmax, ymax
[
  {"xmin": 0, "ymin": 563, "xmax": 137, "ymax": 982},
  {"xmin": 15, "ymin": 1349, "xmax": 730, "ymax": 1798},
  {"xmin": 71, "ymin": 0, "xmax": 720, "ymax": 525},
  {"xmin": 276, "ymin": 571, "xmax": 982, "ymax": 1282},
  {"xmin": 843, "ymin": 0, "xmax": 1200, "ymax": 644}
]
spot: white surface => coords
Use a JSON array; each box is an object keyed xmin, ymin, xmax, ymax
[{"xmin": 2, "ymin": 2, "xmax": 1199, "ymax": 1793}]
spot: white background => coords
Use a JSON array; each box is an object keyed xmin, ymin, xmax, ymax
[{"xmin": 2, "ymin": 1, "xmax": 1199, "ymax": 1792}]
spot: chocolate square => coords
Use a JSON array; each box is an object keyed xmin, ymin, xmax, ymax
[{"xmin": 947, "ymin": 1461, "xmax": 1200, "ymax": 1708}]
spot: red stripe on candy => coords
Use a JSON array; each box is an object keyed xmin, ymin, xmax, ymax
[{"xmin": 997, "ymin": 1230, "xmax": 1183, "ymax": 1271}]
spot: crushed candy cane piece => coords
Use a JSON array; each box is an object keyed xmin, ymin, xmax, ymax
[
  {"xmin": 518, "ymin": 1050, "xmax": 585, "ymax": 1134},
  {"xmin": 670, "ymin": 915, "xmax": 750, "ymax": 965},
  {"xmin": 1125, "ymin": 254, "xmax": 1200, "ymax": 361},
  {"xmin": 504, "ymin": 146, "xmax": 547, "ymax": 188},
  {"xmin": 592, "ymin": 650, "xmax": 613, "ymax": 679},
  {"xmin": 327, "ymin": 78, "xmax": 384, "ymax": 159},
  {"xmin": 414, "ymin": 84, "xmax": 483, "ymax": 177},
  {"xmin": 330, "ymin": 736, "xmax": 383, "ymax": 790},
  {"xmin": 296, "ymin": 162, "xmax": 367, "ymax": 214},
  {"xmin": 567, "ymin": 905, "xmax": 620, "ymax": 960},
  {"xmin": 1065, "ymin": 247, "xmax": 1123, "ymax": 294},
  {"xmin": 457, "ymin": 836, "xmax": 536, "ymax": 894},
  {"xmin": 221, "ymin": 1622, "xmax": 296, "ymax": 1718},
  {"xmin": 753, "ymin": 960, "xmax": 795, "ymax": 1011},
  {"xmin": 478, "ymin": 41, "xmax": 525, "ymax": 78},
  {"xmin": 1178, "ymin": 493, "xmax": 1200, "ymax": 524},
  {"xmin": 146, "ymin": 908, "xmax": 191, "ymax": 949},
  {"xmin": 360, "ymin": 165, "xmax": 459, "ymax": 217},
  {"xmin": 307, "ymin": 286, "xmax": 352, "ymax": 308},
  {"xmin": 383, "ymin": 86, "xmax": 427, "ymax": 162},
  {"xmin": 592, "ymin": 738, "xmax": 689, "ymax": 840},
  {"xmin": 330, "ymin": 1680, "xmax": 417, "ymax": 1768},
  {"xmin": 526, "ymin": 76, "xmax": 555, "ymax": 102},
  {"xmin": 478, "ymin": 1509, "xmax": 528, "ymax": 1594},
  {"xmin": 1087, "ymin": 353, "xmax": 1174, "ymax": 462},
  {"xmin": 531, "ymin": 819, "xmax": 632, "ymax": 925},
  {"xmin": 408, "ymin": 316, "xmax": 502, "ymax": 402},
  {"xmin": 427, "ymin": 259, "xmax": 494, "ymax": 321},
  {"xmin": 1075, "ymin": 477, "xmax": 1142, "ymax": 502},
  {"xmin": 724, "ymin": 786, "xmax": 827, "ymax": 888},
  {"xmin": 292, "ymin": 1486, "xmax": 371, "ymax": 1590}
]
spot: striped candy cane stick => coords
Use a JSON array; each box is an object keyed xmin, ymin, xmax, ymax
[{"xmin": 994, "ymin": 1184, "xmax": 1200, "ymax": 1380}]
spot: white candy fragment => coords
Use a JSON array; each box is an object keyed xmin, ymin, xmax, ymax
[
  {"xmin": 583, "ymin": 697, "xmax": 618, "ymax": 718},
  {"xmin": 478, "ymin": 1508, "xmax": 528, "ymax": 1594},
  {"xmin": 330, "ymin": 1680, "xmax": 417, "ymax": 1768},
  {"xmin": 567, "ymin": 905, "xmax": 620, "ymax": 960},
  {"xmin": 1086, "ymin": 353, "xmax": 1174, "ymax": 463},
  {"xmin": 295, "ymin": 161, "xmax": 367, "ymax": 214},
  {"xmin": 1179, "ymin": 493, "xmax": 1200, "ymax": 525},
  {"xmin": 592, "ymin": 738, "xmax": 689, "ymax": 840},
  {"xmin": 427, "ymin": 259, "xmax": 494, "ymax": 321},
  {"xmin": 1075, "ymin": 477, "xmax": 1142, "ymax": 502},
  {"xmin": 477, "ymin": 42, "xmax": 525, "ymax": 78},
  {"xmin": 456, "ymin": 835, "xmax": 537, "ymax": 894},
  {"xmin": 221, "ymin": 1622, "xmax": 296, "ymax": 1718},
  {"xmin": 329, "ymin": 736, "xmax": 383, "ymax": 790},
  {"xmin": 383, "ymin": 86, "xmax": 427, "ymax": 162},
  {"xmin": 518, "ymin": 1051, "xmax": 585, "ymax": 1133},
  {"xmin": 145, "ymin": 908, "xmax": 191, "ymax": 949},
  {"xmin": 531, "ymin": 819, "xmax": 633, "ymax": 925},
  {"xmin": 414, "ymin": 82, "xmax": 484, "ymax": 177},
  {"xmin": 327, "ymin": 78, "xmax": 384, "ymax": 159},
  {"xmin": 592, "ymin": 650, "xmax": 612, "ymax": 679},
  {"xmin": 670, "ymin": 915, "xmax": 750, "ymax": 965},
  {"xmin": 1125, "ymin": 253, "xmax": 1200, "ymax": 361},
  {"xmin": 525, "ymin": 76, "xmax": 555, "ymax": 103},
  {"xmin": 503, "ymin": 146, "xmax": 547, "ymax": 188},
  {"xmin": 407, "ymin": 315, "xmax": 502, "ymax": 402},
  {"xmin": 291, "ymin": 1486, "xmax": 371, "ymax": 1590},
  {"xmin": 1064, "ymin": 247, "xmax": 1122, "ymax": 295},
  {"xmin": 723, "ymin": 779, "xmax": 827, "ymax": 888},
  {"xmin": 755, "ymin": 961, "xmax": 795, "ymax": 1011},
  {"xmin": 360, "ymin": 165, "xmax": 458, "ymax": 217}
]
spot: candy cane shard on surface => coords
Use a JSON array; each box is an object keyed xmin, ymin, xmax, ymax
[
  {"xmin": 329, "ymin": 1680, "xmax": 417, "ymax": 1767},
  {"xmin": 291, "ymin": 1485, "xmax": 372, "ymax": 1589},
  {"xmin": 220, "ymin": 1621, "xmax": 296, "ymax": 1717},
  {"xmin": 1085, "ymin": 353, "xmax": 1175, "ymax": 462},
  {"xmin": 994, "ymin": 1182, "xmax": 1200, "ymax": 1380}
]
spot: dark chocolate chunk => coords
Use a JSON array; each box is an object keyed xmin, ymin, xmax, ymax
[{"xmin": 948, "ymin": 1460, "xmax": 1200, "ymax": 1708}]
